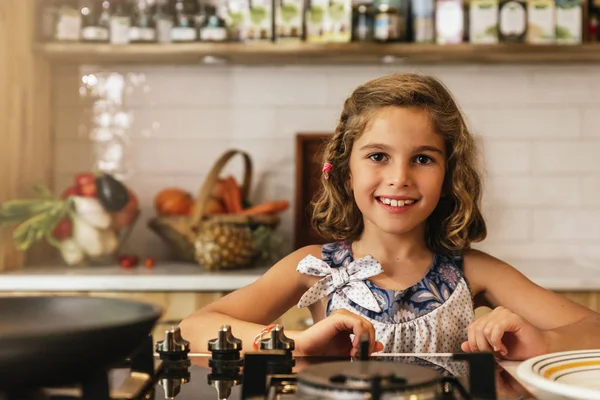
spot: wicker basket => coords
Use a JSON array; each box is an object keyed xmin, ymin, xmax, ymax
[{"xmin": 148, "ymin": 149, "xmax": 281, "ymax": 270}]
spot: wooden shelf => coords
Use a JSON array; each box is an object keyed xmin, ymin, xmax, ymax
[{"xmin": 36, "ymin": 41, "xmax": 600, "ymax": 65}]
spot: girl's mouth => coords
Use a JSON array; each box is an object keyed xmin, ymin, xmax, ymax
[{"xmin": 375, "ymin": 197, "xmax": 418, "ymax": 211}]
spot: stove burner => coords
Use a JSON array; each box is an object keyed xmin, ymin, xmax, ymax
[{"xmin": 296, "ymin": 361, "xmax": 444, "ymax": 399}]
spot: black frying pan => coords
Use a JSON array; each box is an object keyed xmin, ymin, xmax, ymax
[{"xmin": 0, "ymin": 295, "xmax": 162, "ymax": 390}]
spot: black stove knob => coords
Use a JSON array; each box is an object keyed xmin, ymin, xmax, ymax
[
  {"xmin": 208, "ymin": 325, "xmax": 242, "ymax": 352},
  {"xmin": 156, "ymin": 326, "xmax": 190, "ymax": 363},
  {"xmin": 260, "ymin": 325, "xmax": 295, "ymax": 351},
  {"xmin": 208, "ymin": 325, "xmax": 243, "ymax": 374}
]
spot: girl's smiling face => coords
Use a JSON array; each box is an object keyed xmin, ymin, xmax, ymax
[{"xmin": 349, "ymin": 106, "xmax": 447, "ymax": 237}]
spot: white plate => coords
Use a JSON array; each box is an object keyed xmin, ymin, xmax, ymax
[{"xmin": 516, "ymin": 350, "xmax": 600, "ymax": 400}]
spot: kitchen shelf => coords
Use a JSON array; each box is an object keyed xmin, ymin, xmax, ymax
[{"xmin": 36, "ymin": 41, "xmax": 600, "ymax": 65}]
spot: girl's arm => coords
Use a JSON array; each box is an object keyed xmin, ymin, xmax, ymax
[
  {"xmin": 179, "ymin": 245, "xmax": 322, "ymax": 353},
  {"xmin": 463, "ymin": 249, "xmax": 599, "ymax": 359}
]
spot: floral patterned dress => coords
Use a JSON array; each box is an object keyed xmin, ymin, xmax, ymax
[{"xmin": 296, "ymin": 241, "xmax": 475, "ymax": 361}]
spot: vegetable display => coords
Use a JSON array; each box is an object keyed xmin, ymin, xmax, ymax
[{"xmin": 0, "ymin": 172, "xmax": 139, "ymax": 266}]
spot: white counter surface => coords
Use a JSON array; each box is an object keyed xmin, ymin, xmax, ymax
[{"xmin": 0, "ymin": 259, "xmax": 598, "ymax": 292}]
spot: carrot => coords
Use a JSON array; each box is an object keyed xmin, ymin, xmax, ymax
[
  {"xmin": 226, "ymin": 176, "xmax": 243, "ymax": 213},
  {"xmin": 239, "ymin": 200, "xmax": 289, "ymax": 216}
]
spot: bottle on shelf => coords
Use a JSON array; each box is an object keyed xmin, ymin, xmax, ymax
[
  {"xmin": 80, "ymin": 0, "xmax": 110, "ymax": 42},
  {"xmin": 351, "ymin": 1, "xmax": 374, "ymax": 42},
  {"xmin": 154, "ymin": 0, "xmax": 174, "ymax": 42},
  {"xmin": 498, "ymin": 0, "xmax": 527, "ymax": 42},
  {"xmin": 373, "ymin": 0, "xmax": 408, "ymax": 43},
  {"xmin": 199, "ymin": 4, "xmax": 229, "ymax": 41},
  {"xmin": 38, "ymin": 0, "xmax": 59, "ymax": 42},
  {"xmin": 435, "ymin": 0, "xmax": 464, "ymax": 44},
  {"xmin": 171, "ymin": 0, "xmax": 199, "ymax": 42},
  {"xmin": 130, "ymin": 0, "xmax": 157, "ymax": 42},
  {"xmin": 410, "ymin": 0, "xmax": 433, "ymax": 43},
  {"xmin": 55, "ymin": 0, "xmax": 82, "ymax": 41},
  {"xmin": 109, "ymin": 0, "xmax": 132, "ymax": 44}
]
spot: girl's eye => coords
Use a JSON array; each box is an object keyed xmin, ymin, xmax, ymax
[
  {"xmin": 368, "ymin": 153, "xmax": 387, "ymax": 162},
  {"xmin": 415, "ymin": 155, "xmax": 434, "ymax": 164}
]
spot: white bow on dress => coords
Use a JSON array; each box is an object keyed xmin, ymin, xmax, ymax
[{"xmin": 296, "ymin": 254, "xmax": 384, "ymax": 312}]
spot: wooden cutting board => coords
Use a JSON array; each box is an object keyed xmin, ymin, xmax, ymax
[{"xmin": 294, "ymin": 133, "xmax": 334, "ymax": 250}]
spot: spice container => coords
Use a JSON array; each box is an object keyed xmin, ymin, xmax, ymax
[
  {"xmin": 275, "ymin": 0, "xmax": 304, "ymax": 41},
  {"xmin": 555, "ymin": 0, "xmax": 582, "ymax": 44},
  {"xmin": 171, "ymin": 0, "xmax": 199, "ymax": 42},
  {"xmin": 373, "ymin": 0, "xmax": 407, "ymax": 42},
  {"xmin": 305, "ymin": 0, "xmax": 327, "ymax": 42},
  {"xmin": 55, "ymin": 0, "xmax": 81, "ymax": 41},
  {"xmin": 435, "ymin": 0, "xmax": 464, "ymax": 44},
  {"xmin": 199, "ymin": 4, "xmax": 229, "ymax": 41},
  {"xmin": 130, "ymin": 0, "xmax": 157, "ymax": 42},
  {"xmin": 526, "ymin": 0, "xmax": 555, "ymax": 44},
  {"xmin": 155, "ymin": 0, "xmax": 174, "ymax": 42},
  {"xmin": 411, "ymin": 0, "xmax": 434, "ymax": 43},
  {"xmin": 110, "ymin": 0, "xmax": 132, "ymax": 44},
  {"xmin": 248, "ymin": 0, "xmax": 273, "ymax": 40},
  {"xmin": 469, "ymin": 0, "xmax": 498, "ymax": 44},
  {"xmin": 80, "ymin": 0, "xmax": 110, "ymax": 42},
  {"xmin": 352, "ymin": 2, "xmax": 373, "ymax": 41},
  {"xmin": 498, "ymin": 0, "xmax": 527, "ymax": 42}
]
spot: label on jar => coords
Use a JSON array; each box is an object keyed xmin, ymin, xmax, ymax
[
  {"xmin": 156, "ymin": 18, "xmax": 174, "ymax": 43},
  {"xmin": 411, "ymin": 0, "xmax": 434, "ymax": 43},
  {"xmin": 171, "ymin": 27, "xmax": 197, "ymax": 41},
  {"xmin": 469, "ymin": 0, "xmax": 498, "ymax": 43},
  {"xmin": 130, "ymin": 27, "xmax": 157, "ymax": 41},
  {"xmin": 81, "ymin": 26, "xmax": 109, "ymax": 41},
  {"xmin": 556, "ymin": 0, "xmax": 582, "ymax": 44},
  {"xmin": 527, "ymin": 0, "xmax": 555, "ymax": 43},
  {"xmin": 436, "ymin": 0, "xmax": 463, "ymax": 44},
  {"xmin": 374, "ymin": 13, "xmax": 399, "ymax": 41},
  {"xmin": 500, "ymin": 1, "xmax": 526, "ymax": 37},
  {"xmin": 55, "ymin": 6, "xmax": 81, "ymax": 41},
  {"xmin": 110, "ymin": 17, "xmax": 131, "ymax": 44}
]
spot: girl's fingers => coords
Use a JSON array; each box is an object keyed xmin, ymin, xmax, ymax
[{"xmin": 490, "ymin": 323, "xmax": 508, "ymax": 355}]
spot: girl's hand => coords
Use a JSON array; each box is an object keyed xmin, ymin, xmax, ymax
[
  {"xmin": 461, "ymin": 306, "xmax": 550, "ymax": 361},
  {"xmin": 294, "ymin": 309, "xmax": 384, "ymax": 357}
]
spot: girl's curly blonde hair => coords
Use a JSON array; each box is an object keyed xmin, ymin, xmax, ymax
[{"xmin": 311, "ymin": 73, "xmax": 486, "ymax": 255}]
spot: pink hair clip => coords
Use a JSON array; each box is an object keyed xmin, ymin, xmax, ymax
[{"xmin": 322, "ymin": 162, "xmax": 333, "ymax": 180}]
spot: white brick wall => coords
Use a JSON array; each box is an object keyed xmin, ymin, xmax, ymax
[{"xmin": 53, "ymin": 63, "xmax": 600, "ymax": 263}]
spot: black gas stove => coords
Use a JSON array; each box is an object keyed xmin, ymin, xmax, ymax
[{"xmin": 3, "ymin": 325, "xmax": 531, "ymax": 400}]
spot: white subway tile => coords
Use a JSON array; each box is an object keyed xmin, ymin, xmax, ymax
[
  {"xmin": 582, "ymin": 108, "xmax": 600, "ymax": 137},
  {"xmin": 582, "ymin": 176, "xmax": 600, "ymax": 207},
  {"xmin": 529, "ymin": 66, "xmax": 600, "ymax": 104},
  {"xmin": 534, "ymin": 209, "xmax": 600, "ymax": 240},
  {"xmin": 274, "ymin": 107, "xmax": 340, "ymax": 138},
  {"xmin": 484, "ymin": 207, "xmax": 532, "ymax": 241},
  {"xmin": 325, "ymin": 67, "xmax": 391, "ymax": 106},
  {"xmin": 430, "ymin": 68, "xmax": 532, "ymax": 107},
  {"xmin": 480, "ymin": 140, "xmax": 532, "ymax": 175},
  {"xmin": 126, "ymin": 69, "xmax": 232, "ymax": 107},
  {"xmin": 181, "ymin": 108, "xmax": 234, "ymax": 139},
  {"xmin": 486, "ymin": 176, "xmax": 581, "ymax": 207},
  {"xmin": 472, "ymin": 242, "xmax": 576, "ymax": 262},
  {"xmin": 130, "ymin": 108, "xmax": 182, "ymax": 139},
  {"xmin": 232, "ymin": 67, "xmax": 328, "ymax": 106},
  {"xmin": 133, "ymin": 139, "xmax": 230, "ymax": 174},
  {"xmin": 466, "ymin": 107, "xmax": 581, "ymax": 138},
  {"xmin": 231, "ymin": 108, "xmax": 277, "ymax": 139},
  {"xmin": 533, "ymin": 141, "xmax": 600, "ymax": 173}
]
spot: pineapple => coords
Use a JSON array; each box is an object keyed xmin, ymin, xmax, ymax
[{"xmin": 194, "ymin": 221, "xmax": 256, "ymax": 270}]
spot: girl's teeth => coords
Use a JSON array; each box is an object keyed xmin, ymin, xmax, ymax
[{"xmin": 379, "ymin": 198, "xmax": 415, "ymax": 207}]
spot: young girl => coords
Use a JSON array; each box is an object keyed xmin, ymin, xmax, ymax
[{"xmin": 179, "ymin": 73, "xmax": 599, "ymax": 362}]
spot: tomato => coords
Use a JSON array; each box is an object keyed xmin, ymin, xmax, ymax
[
  {"xmin": 79, "ymin": 183, "xmax": 97, "ymax": 197},
  {"xmin": 144, "ymin": 257, "xmax": 155, "ymax": 268},
  {"xmin": 60, "ymin": 186, "xmax": 80, "ymax": 199},
  {"xmin": 52, "ymin": 219, "xmax": 72, "ymax": 240},
  {"xmin": 119, "ymin": 254, "xmax": 139, "ymax": 267},
  {"xmin": 75, "ymin": 173, "xmax": 96, "ymax": 188}
]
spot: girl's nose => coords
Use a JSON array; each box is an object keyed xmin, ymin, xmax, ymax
[{"xmin": 387, "ymin": 162, "xmax": 412, "ymax": 187}]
